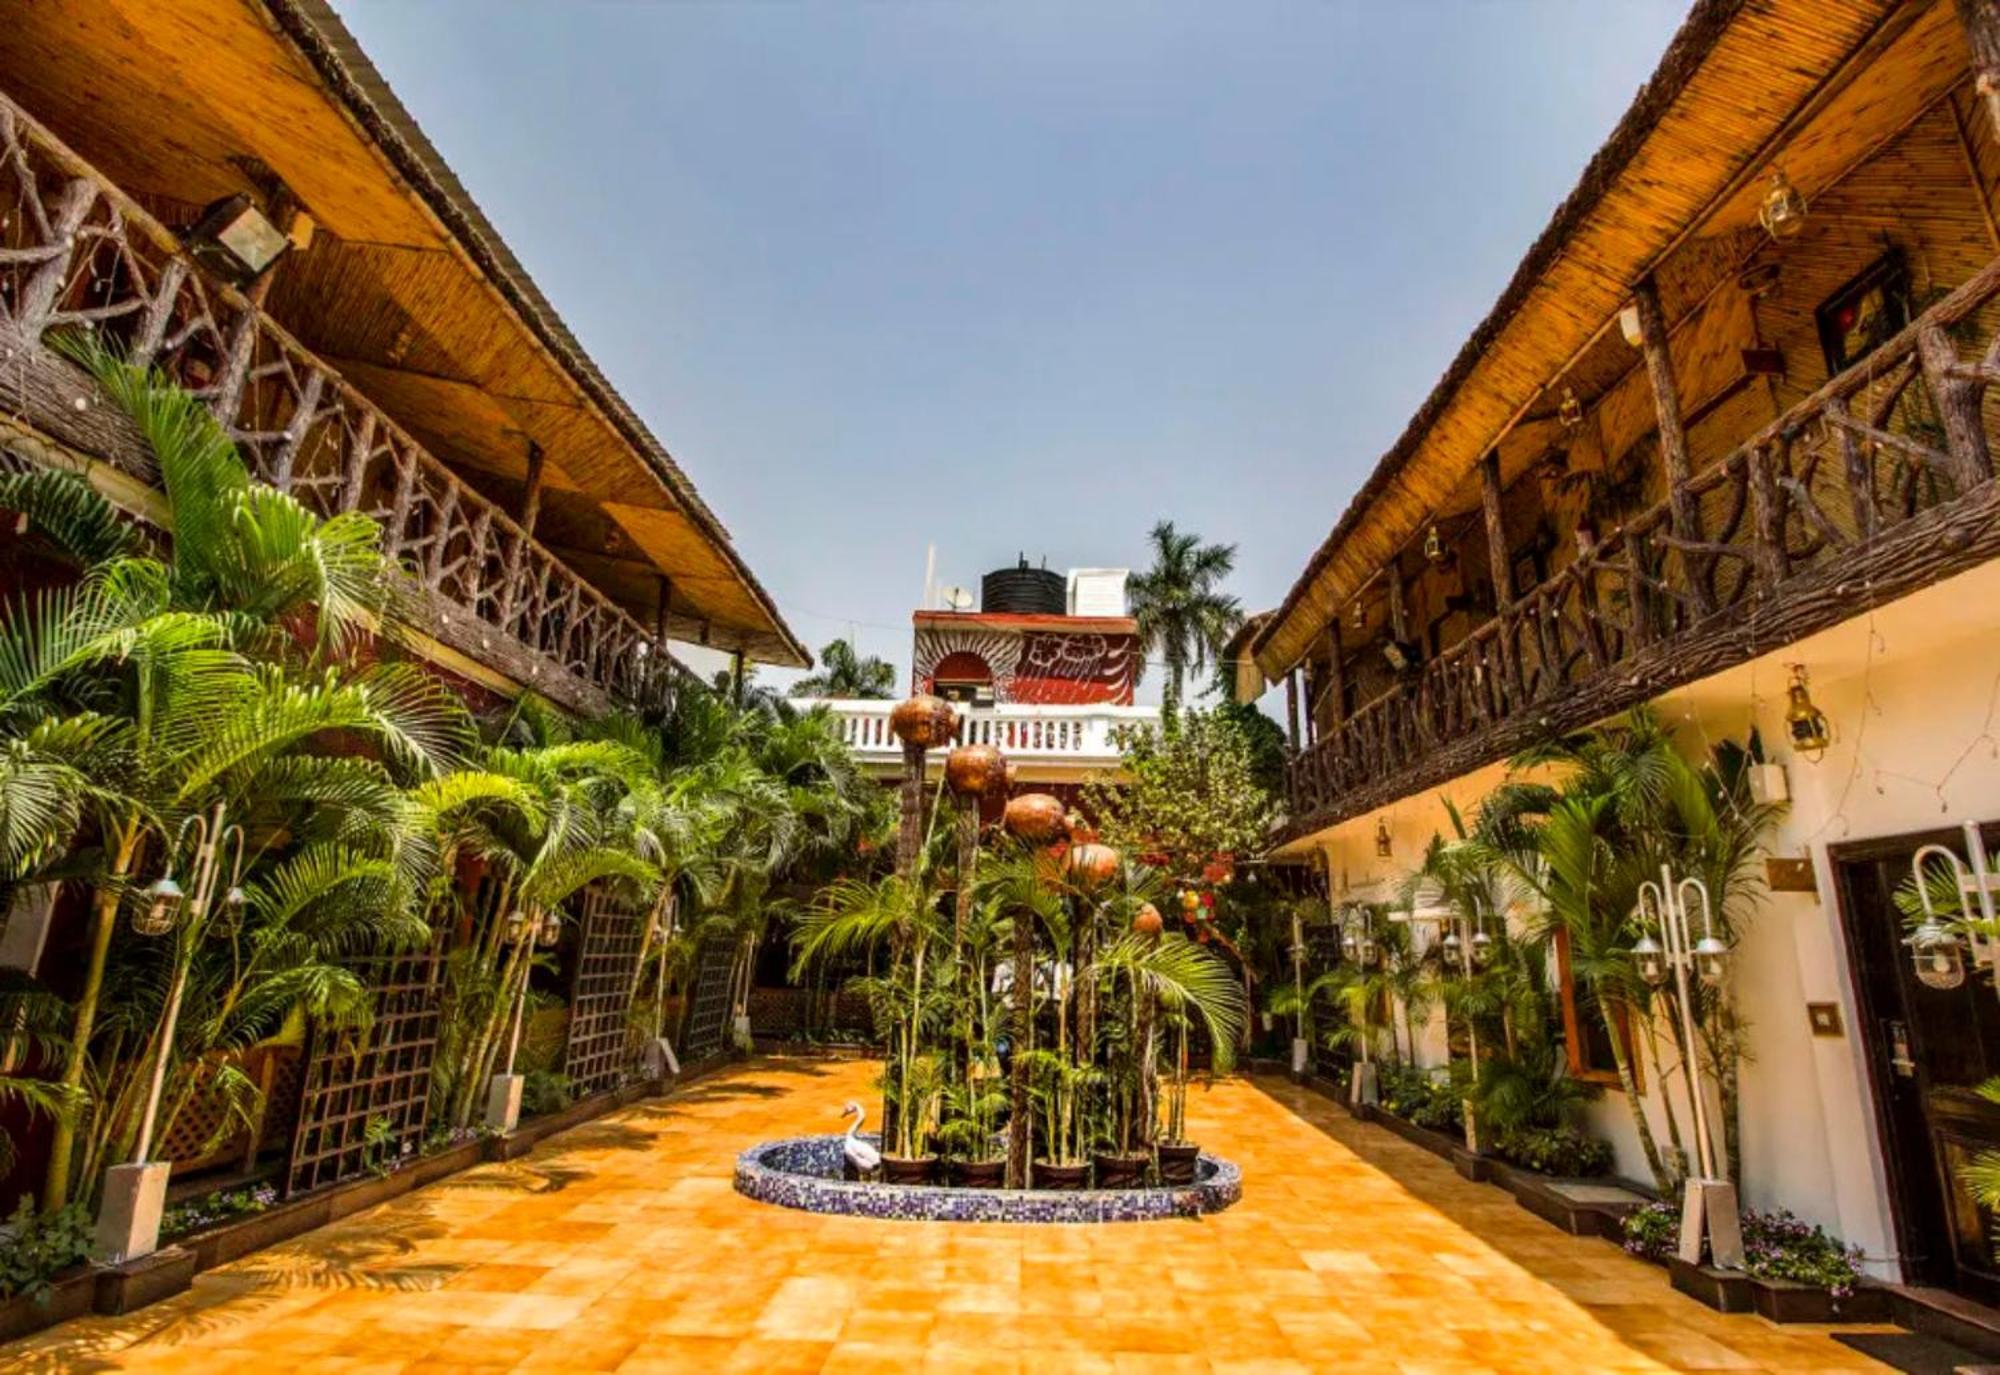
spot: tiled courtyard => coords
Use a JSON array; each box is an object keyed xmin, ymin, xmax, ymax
[{"xmin": 5, "ymin": 1058, "xmax": 1900, "ymax": 1373}]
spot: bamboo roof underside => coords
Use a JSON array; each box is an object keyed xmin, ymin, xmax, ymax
[
  {"xmin": 0, "ymin": 0, "xmax": 808, "ymax": 667},
  {"xmin": 1253, "ymin": 0, "xmax": 1965, "ymax": 679}
]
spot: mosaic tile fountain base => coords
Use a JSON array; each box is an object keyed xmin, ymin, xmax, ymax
[{"xmin": 734, "ymin": 1135, "xmax": 1242, "ymax": 1223}]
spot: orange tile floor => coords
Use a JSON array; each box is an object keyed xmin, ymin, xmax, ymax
[{"xmin": 4, "ymin": 1058, "xmax": 1900, "ymax": 1373}]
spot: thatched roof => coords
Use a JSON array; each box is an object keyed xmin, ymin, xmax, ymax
[
  {"xmin": 1252, "ymin": 0, "xmax": 1956, "ymax": 678},
  {"xmin": 0, "ymin": 0, "xmax": 809, "ymax": 667}
]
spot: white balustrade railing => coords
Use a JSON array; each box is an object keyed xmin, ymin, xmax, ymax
[{"xmin": 794, "ymin": 699, "xmax": 1157, "ymax": 769}]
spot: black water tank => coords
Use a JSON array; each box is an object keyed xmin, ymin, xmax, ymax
[{"xmin": 982, "ymin": 558, "xmax": 1066, "ymax": 615}]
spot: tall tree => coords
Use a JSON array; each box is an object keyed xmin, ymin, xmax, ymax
[
  {"xmin": 789, "ymin": 638, "xmax": 899, "ymax": 700},
  {"xmin": 1128, "ymin": 522, "xmax": 1242, "ymax": 715}
]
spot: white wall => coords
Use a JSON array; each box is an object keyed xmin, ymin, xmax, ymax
[{"xmin": 1285, "ymin": 557, "xmax": 2000, "ymax": 1279}]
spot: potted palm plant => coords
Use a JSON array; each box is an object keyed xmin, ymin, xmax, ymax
[
  {"xmin": 937, "ymin": 1058, "xmax": 1008, "ymax": 1187},
  {"xmin": 1155, "ymin": 1013, "xmax": 1200, "ymax": 1185},
  {"xmin": 1024, "ymin": 1051, "xmax": 1094, "ymax": 1189}
]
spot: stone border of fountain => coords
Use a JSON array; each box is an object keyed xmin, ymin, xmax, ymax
[{"xmin": 733, "ymin": 1135, "xmax": 1241, "ymax": 1223}]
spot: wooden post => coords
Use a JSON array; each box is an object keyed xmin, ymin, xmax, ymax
[
  {"xmin": 1958, "ymin": 0, "xmax": 2000, "ymax": 143},
  {"xmin": 1916, "ymin": 324, "xmax": 1992, "ymax": 491},
  {"xmin": 498, "ymin": 441, "xmax": 546, "ymax": 624},
  {"xmin": 17, "ymin": 180, "xmax": 97, "ymax": 335},
  {"xmin": 731, "ymin": 648, "xmax": 746, "ymax": 706},
  {"xmin": 1480, "ymin": 451, "xmax": 1525, "ymax": 702},
  {"xmin": 1284, "ymin": 670, "xmax": 1301, "ymax": 749},
  {"xmin": 1325, "ymin": 624, "xmax": 1347, "ymax": 727},
  {"xmin": 1632, "ymin": 276, "xmax": 1713, "ymax": 614},
  {"xmin": 896, "ymin": 743, "xmax": 926, "ymax": 880},
  {"xmin": 1746, "ymin": 442, "xmax": 1789, "ymax": 586}
]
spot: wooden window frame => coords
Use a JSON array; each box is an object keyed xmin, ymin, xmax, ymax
[{"xmin": 1555, "ymin": 927, "xmax": 1641, "ymax": 1091}]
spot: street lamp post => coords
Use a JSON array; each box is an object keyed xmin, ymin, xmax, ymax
[
  {"xmin": 1340, "ymin": 905, "xmax": 1380, "ymax": 1107},
  {"xmin": 1434, "ymin": 895, "xmax": 1496, "ymax": 1154},
  {"xmin": 1629, "ymin": 865, "xmax": 1744, "ymax": 1269},
  {"xmin": 1289, "ymin": 905, "xmax": 1309, "ymax": 1078},
  {"xmin": 486, "ymin": 908, "xmax": 560, "ymax": 1132},
  {"xmin": 97, "ymin": 802, "xmax": 245, "ymax": 1264}
]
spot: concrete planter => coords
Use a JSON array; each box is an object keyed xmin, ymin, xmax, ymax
[
  {"xmin": 1750, "ymin": 1275, "xmax": 1890, "ymax": 1324},
  {"xmin": 93, "ymin": 1247, "xmax": 195, "ymax": 1316},
  {"xmin": 1668, "ymin": 1257, "xmax": 1755, "ymax": 1314}
]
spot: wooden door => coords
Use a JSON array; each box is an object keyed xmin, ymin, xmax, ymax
[{"xmin": 1834, "ymin": 825, "xmax": 2000, "ymax": 1302}]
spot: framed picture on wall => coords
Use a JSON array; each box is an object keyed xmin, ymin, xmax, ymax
[{"xmin": 1815, "ymin": 249, "xmax": 1911, "ymax": 375}]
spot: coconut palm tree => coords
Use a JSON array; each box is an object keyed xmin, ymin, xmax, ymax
[
  {"xmin": 1128, "ymin": 521, "xmax": 1243, "ymax": 716},
  {"xmin": 789, "ymin": 638, "xmax": 898, "ymax": 700}
]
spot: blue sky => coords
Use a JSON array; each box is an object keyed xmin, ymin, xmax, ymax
[{"xmin": 332, "ymin": 0, "xmax": 1686, "ymax": 700}]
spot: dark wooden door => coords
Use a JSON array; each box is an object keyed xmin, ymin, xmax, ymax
[{"xmin": 1834, "ymin": 825, "xmax": 2000, "ymax": 1302}]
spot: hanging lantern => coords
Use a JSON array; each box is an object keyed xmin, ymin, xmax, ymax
[
  {"xmin": 1692, "ymin": 934, "xmax": 1730, "ymax": 987},
  {"xmin": 889, "ymin": 693, "xmax": 958, "ymax": 750},
  {"xmin": 1350, "ymin": 600, "xmax": 1365, "ymax": 633},
  {"xmin": 504, "ymin": 910, "xmax": 531, "ymax": 945},
  {"xmin": 132, "ymin": 873, "xmax": 185, "ymax": 937},
  {"xmin": 209, "ymin": 884, "xmax": 249, "ymax": 939},
  {"xmin": 1757, "ymin": 169, "xmax": 1808, "ymax": 240},
  {"xmin": 1003, "ymin": 792, "xmax": 1067, "ymax": 843},
  {"xmin": 1133, "ymin": 902, "xmax": 1164, "ymax": 937},
  {"xmin": 538, "ymin": 912, "xmax": 562, "ymax": 947},
  {"xmin": 1340, "ymin": 929, "xmax": 1360, "ymax": 961},
  {"xmin": 945, "ymin": 743, "xmax": 1004, "ymax": 799},
  {"xmin": 1557, "ymin": 386, "xmax": 1583, "ymax": 431},
  {"xmin": 1359, "ymin": 935, "xmax": 1379, "ymax": 967},
  {"xmin": 1784, "ymin": 664, "xmax": 1832, "ymax": 761},
  {"xmin": 1374, "ymin": 818, "xmax": 1392, "ymax": 859},
  {"xmin": 1630, "ymin": 932, "xmax": 1668, "ymax": 987},
  {"xmin": 1470, "ymin": 928, "xmax": 1495, "ymax": 968},
  {"xmin": 1907, "ymin": 919, "xmax": 1967, "ymax": 991},
  {"xmin": 1440, "ymin": 928, "xmax": 1462, "ymax": 960},
  {"xmin": 1424, "ymin": 525, "xmax": 1446, "ymax": 565}
]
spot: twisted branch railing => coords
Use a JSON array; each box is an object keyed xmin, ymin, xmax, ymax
[
  {"xmin": 1286, "ymin": 252, "xmax": 2000, "ymax": 834},
  {"xmin": 0, "ymin": 96, "xmax": 672, "ymax": 712}
]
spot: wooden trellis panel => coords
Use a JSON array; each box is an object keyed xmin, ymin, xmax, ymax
[
  {"xmin": 285, "ymin": 945, "xmax": 444, "ymax": 1198},
  {"xmin": 681, "ymin": 929, "xmax": 737, "ymax": 1064},
  {"xmin": 562, "ymin": 886, "xmax": 646, "ymax": 1099}
]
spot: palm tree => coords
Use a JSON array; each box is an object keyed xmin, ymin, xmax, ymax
[
  {"xmin": 1128, "ymin": 521, "xmax": 1242, "ymax": 716},
  {"xmin": 790, "ymin": 638, "xmax": 898, "ymax": 700}
]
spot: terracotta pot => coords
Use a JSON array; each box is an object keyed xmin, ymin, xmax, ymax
[
  {"xmin": 1066, "ymin": 843, "xmax": 1121, "ymax": 889},
  {"xmin": 1033, "ymin": 1160, "xmax": 1089, "ymax": 1191},
  {"xmin": 1004, "ymin": 793, "xmax": 1068, "ymax": 843},
  {"xmin": 949, "ymin": 1158, "xmax": 1007, "ymax": 1190},
  {"xmin": 880, "ymin": 1154, "xmax": 938, "ymax": 1186},
  {"xmin": 945, "ymin": 744, "xmax": 1005, "ymax": 798},
  {"xmin": 1092, "ymin": 1151, "xmax": 1149, "ymax": 1190},
  {"xmin": 1132, "ymin": 902, "xmax": 1164, "ymax": 937},
  {"xmin": 1156, "ymin": 1141, "xmax": 1200, "ymax": 1186},
  {"xmin": 890, "ymin": 694, "xmax": 958, "ymax": 750}
]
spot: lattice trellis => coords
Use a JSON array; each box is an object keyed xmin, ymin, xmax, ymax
[
  {"xmin": 562, "ymin": 886, "xmax": 646, "ymax": 1099},
  {"xmin": 285, "ymin": 945, "xmax": 444, "ymax": 1197},
  {"xmin": 681, "ymin": 929, "xmax": 737, "ymax": 1064}
]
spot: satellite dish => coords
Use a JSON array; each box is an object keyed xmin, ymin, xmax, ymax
[{"xmin": 941, "ymin": 586, "xmax": 974, "ymax": 612}]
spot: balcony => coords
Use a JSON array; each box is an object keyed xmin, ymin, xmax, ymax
[
  {"xmin": 1284, "ymin": 249, "xmax": 2000, "ymax": 838},
  {"xmin": 796, "ymin": 698, "xmax": 1157, "ymax": 783},
  {"xmin": 0, "ymin": 97, "xmax": 666, "ymax": 713}
]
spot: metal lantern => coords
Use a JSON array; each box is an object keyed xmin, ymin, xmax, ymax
[
  {"xmin": 504, "ymin": 910, "xmax": 531, "ymax": 944},
  {"xmin": 1440, "ymin": 928, "xmax": 1461, "ymax": 960},
  {"xmin": 1631, "ymin": 932, "xmax": 1668, "ymax": 986},
  {"xmin": 133, "ymin": 874, "xmax": 185, "ymax": 937},
  {"xmin": 1350, "ymin": 600, "xmax": 1365, "ymax": 633},
  {"xmin": 1374, "ymin": 817, "xmax": 1392, "ymax": 859},
  {"xmin": 209, "ymin": 884, "xmax": 249, "ymax": 939},
  {"xmin": 1557, "ymin": 386, "xmax": 1583, "ymax": 430},
  {"xmin": 1424, "ymin": 525, "xmax": 1446, "ymax": 565},
  {"xmin": 1470, "ymin": 928, "xmax": 1495, "ymax": 968},
  {"xmin": 1340, "ymin": 928, "xmax": 1360, "ymax": 961},
  {"xmin": 1359, "ymin": 935, "xmax": 1380, "ymax": 967},
  {"xmin": 1907, "ymin": 918, "xmax": 1967, "ymax": 991},
  {"xmin": 1784, "ymin": 665, "xmax": 1831, "ymax": 761},
  {"xmin": 1692, "ymin": 934, "xmax": 1730, "ymax": 987},
  {"xmin": 538, "ymin": 912, "xmax": 562, "ymax": 947},
  {"xmin": 1757, "ymin": 169, "xmax": 1808, "ymax": 240}
]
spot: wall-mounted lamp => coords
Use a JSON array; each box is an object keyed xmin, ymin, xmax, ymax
[
  {"xmin": 185, "ymin": 194, "xmax": 292, "ymax": 287},
  {"xmin": 1558, "ymin": 386, "xmax": 1583, "ymax": 431},
  {"xmin": 1424, "ymin": 525, "xmax": 1447, "ymax": 565},
  {"xmin": 1373, "ymin": 817, "xmax": 1392, "ymax": 859}
]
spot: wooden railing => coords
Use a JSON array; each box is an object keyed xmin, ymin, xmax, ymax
[
  {"xmin": 0, "ymin": 96, "xmax": 669, "ymax": 712},
  {"xmin": 1285, "ymin": 250, "xmax": 2000, "ymax": 834}
]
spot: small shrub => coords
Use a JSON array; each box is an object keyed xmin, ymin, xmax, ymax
[
  {"xmin": 1494, "ymin": 1126, "xmax": 1613, "ymax": 1178},
  {"xmin": 1742, "ymin": 1209, "xmax": 1864, "ymax": 1296},
  {"xmin": 522, "ymin": 1070, "xmax": 575, "ymax": 1118},
  {"xmin": 1622, "ymin": 1199, "xmax": 1678, "ymax": 1261},
  {"xmin": 161, "ymin": 1183, "xmax": 278, "ymax": 1239},
  {"xmin": 0, "ymin": 1199, "xmax": 92, "ymax": 1301},
  {"xmin": 1380, "ymin": 1067, "xmax": 1464, "ymax": 1133}
]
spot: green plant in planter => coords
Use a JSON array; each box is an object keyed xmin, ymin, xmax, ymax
[
  {"xmin": 521, "ymin": 1070, "xmax": 575, "ymax": 1119},
  {"xmin": 935, "ymin": 1067, "xmax": 1007, "ymax": 1164},
  {"xmin": 1023, "ymin": 1051, "xmax": 1097, "ymax": 1168},
  {"xmin": 0, "ymin": 1199, "xmax": 91, "ymax": 1302},
  {"xmin": 1492, "ymin": 1126, "xmax": 1613, "ymax": 1178},
  {"xmin": 1741, "ymin": 1209, "xmax": 1864, "ymax": 1296},
  {"xmin": 361, "ymin": 1114, "xmax": 398, "ymax": 1177},
  {"xmin": 1622, "ymin": 1199, "xmax": 1678, "ymax": 1261}
]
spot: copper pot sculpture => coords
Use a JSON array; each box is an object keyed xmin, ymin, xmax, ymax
[
  {"xmin": 945, "ymin": 743, "xmax": 1005, "ymax": 799},
  {"xmin": 1003, "ymin": 793, "xmax": 1068, "ymax": 844},
  {"xmin": 889, "ymin": 693, "xmax": 958, "ymax": 750},
  {"xmin": 1066, "ymin": 842, "xmax": 1121, "ymax": 889},
  {"xmin": 1132, "ymin": 902, "xmax": 1164, "ymax": 937}
]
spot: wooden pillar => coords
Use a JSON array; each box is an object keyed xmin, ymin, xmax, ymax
[
  {"xmin": 1386, "ymin": 569, "xmax": 1410, "ymax": 644},
  {"xmin": 1285, "ymin": 669, "xmax": 1301, "ymax": 749},
  {"xmin": 1958, "ymin": 0, "xmax": 2000, "ymax": 143},
  {"xmin": 1481, "ymin": 451, "xmax": 1525, "ymax": 702},
  {"xmin": 499, "ymin": 441, "xmax": 547, "ymax": 626},
  {"xmin": 1631, "ymin": 276, "xmax": 1713, "ymax": 614},
  {"xmin": 1325, "ymin": 624, "xmax": 1347, "ymax": 727},
  {"xmin": 654, "ymin": 575, "xmax": 673, "ymax": 644},
  {"xmin": 517, "ymin": 441, "xmax": 547, "ymax": 540},
  {"xmin": 1916, "ymin": 324, "xmax": 1993, "ymax": 490},
  {"xmin": 730, "ymin": 648, "xmax": 745, "ymax": 706}
]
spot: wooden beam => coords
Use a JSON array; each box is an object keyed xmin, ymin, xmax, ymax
[
  {"xmin": 1479, "ymin": 452, "xmax": 1512, "ymax": 608},
  {"xmin": 518, "ymin": 440, "xmax": 547, "ymax": 540},
  {"xmin": 1959, "ymin": 0, "xmax": 2000, "ymax": 142},
  {"xmin": 1632, "ymin": 275, "xmax": 1713, "ymax": 615},
  {"xmin": 1285, "ymin": 670, "xmax": 1301, "ymax": 749}
]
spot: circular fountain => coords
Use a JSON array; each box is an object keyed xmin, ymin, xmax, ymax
[{"xmin": 734, "ymin": 1136, "xmax": 1241, "ymax": 1223}]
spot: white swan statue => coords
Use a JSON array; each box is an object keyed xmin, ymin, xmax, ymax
[{"xmin": 841, "ymin": 1101, "xmax": 881, "ymax": 1178}]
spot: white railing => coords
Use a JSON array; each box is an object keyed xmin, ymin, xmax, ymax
[{"xmin": 794, "ymin": 698, "xmax": 1157, "ymax": 771}]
